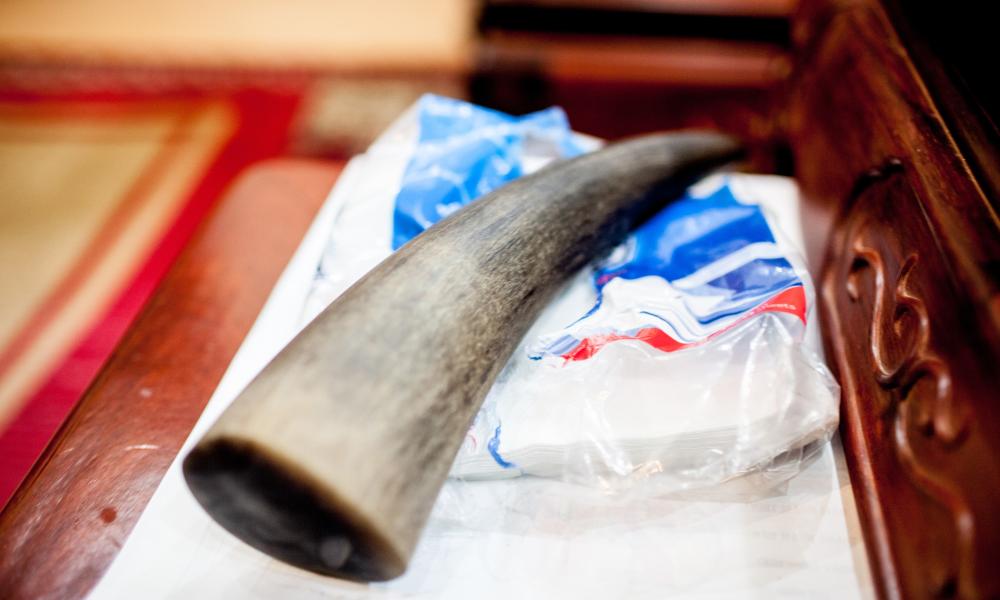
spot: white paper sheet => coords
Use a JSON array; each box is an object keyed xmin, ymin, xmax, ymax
[{"xmin": 89, "ymin": 168, "xmax": 875, "ymax": 599}]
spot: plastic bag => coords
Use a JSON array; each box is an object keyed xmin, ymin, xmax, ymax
[{"xmin": 304, "ymin": 94, "xmax": 839, "ymax": 496}]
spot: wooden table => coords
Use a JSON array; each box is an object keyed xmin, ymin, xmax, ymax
[{"xmin": 0, "ymin": 159, "xmax": 342, "ymax": 599}]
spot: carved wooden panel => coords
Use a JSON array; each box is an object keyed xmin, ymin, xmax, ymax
[
  {"xmin": 822, "ymin": 162, "xmax": 1000, "ymax": 598},
  {"xmin": 790, "ymin": 1, "xmax": 1000, "ymax": 596}
]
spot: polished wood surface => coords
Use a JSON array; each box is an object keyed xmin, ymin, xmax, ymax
[
  {"xmin": 0, "ymin": 159, "xmax": 341, "ymax": 599},
  {"xmin": 473, "ymin": 33, "xmax": 786, "ymax": 173},
  {"xmin": 473, "ymin": 3, "xmax": 791, "ymax": 175},
  {"xmin": 789, "ymin": 0, "xmax": 1000, "ymax": 598}
]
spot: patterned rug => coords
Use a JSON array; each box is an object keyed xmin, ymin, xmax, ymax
[{"xmin": 0, "ymin": 89, "xmax": 304, "ymax": 505}]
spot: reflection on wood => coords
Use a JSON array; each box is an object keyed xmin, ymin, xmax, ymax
[{"xmin": 0, "ymin": 160, "xmax": 341, "ymax": 599}]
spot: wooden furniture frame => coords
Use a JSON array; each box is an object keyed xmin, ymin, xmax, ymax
[{"xmin": 789, "ymin": 1, "xmax": 999, "ymax": 598}]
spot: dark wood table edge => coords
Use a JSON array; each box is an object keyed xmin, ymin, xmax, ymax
[{"xmin": 0, "ymin": 158, "xmax": 342, "ymax": 600}]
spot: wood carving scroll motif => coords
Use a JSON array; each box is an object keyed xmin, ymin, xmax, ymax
[
  {"xmin": 845, "ymin": 237, "xmax": 968, "ymax": 447},
  {"xmin": 825, "ymin": 160, "xmax": 981, "ymax": 598}
]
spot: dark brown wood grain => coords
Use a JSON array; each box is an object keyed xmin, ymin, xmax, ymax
[
  {"xmin": 472, "ymin": 32, "xmax": 788, "ymax": 173},
  {"xmin": 788, "ymin": 1, "xmax": 1000, "ymax": 598},
  {"xmin": 0, "ymin": 159, "xmax": 341, "ymax": 600}
]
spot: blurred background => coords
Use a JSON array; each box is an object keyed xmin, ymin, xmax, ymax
[{"xmin": 0, "ymin": 0, "xmax": 794, "ymax": 505}]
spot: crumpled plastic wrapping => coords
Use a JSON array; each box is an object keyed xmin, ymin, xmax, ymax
[{"xmin": 304, "ymin": 94, "xmax": 840, "ymax": 499}]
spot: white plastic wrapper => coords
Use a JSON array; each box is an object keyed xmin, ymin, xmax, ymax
[{"xmin": 304, "ymin": 95, "xmax": 839, "ymax": 496}]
